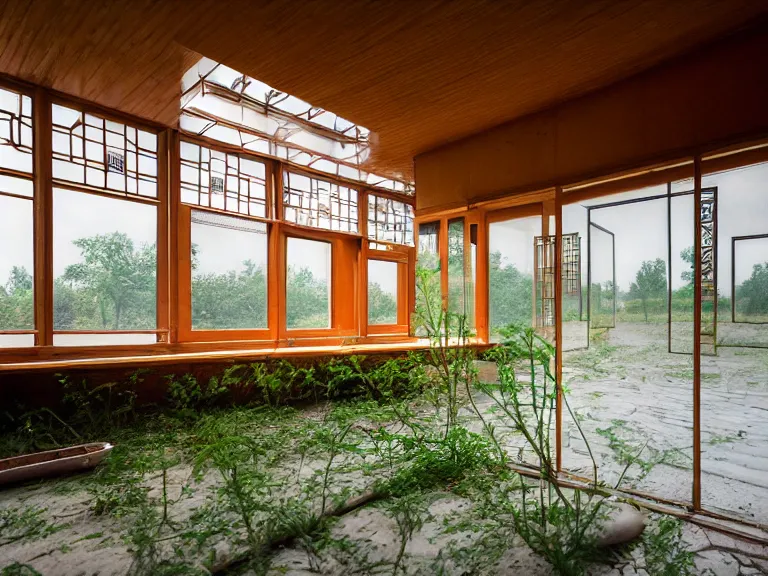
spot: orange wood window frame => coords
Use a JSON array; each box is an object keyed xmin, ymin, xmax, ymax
[
  {"xmin": 363, "ymin": 248, "xmax": 411, "ymax": 336},
  {"xmin": 46, "ymin": 93, "xmax": 169, "ymax": 345}
]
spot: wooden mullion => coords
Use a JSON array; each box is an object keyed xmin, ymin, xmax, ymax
[
  {"xmin": 176, "ymin": 203, "xmax": 192, "ymax": 341},
  {"xmin": 168, "ymin": 130, "xmax": 181, "ymax": 343},
  {"xmin": 156, "ymin": 129, "xmax": 171, "ymax": 342},
  {"xmin": 439, "ymin": 217, "xmax": 449, "ymax": 310},
  {"xmin": 475, "ymin": 209, "xmax": 489, "ymax": 342},
  {"xmin": 692, "ymin": 155, "xmax": 702, "ymax": 510},
  {"xmin": 554, "ymin": 187, "xmax": 564, "ymax": 472},
  {"xmin": 33, "ymin": 87, "xmax": 53, "ymax": 347},
  {"xmin": 268, "ymin": 221, "xmax": 280, "ymax": 341}
]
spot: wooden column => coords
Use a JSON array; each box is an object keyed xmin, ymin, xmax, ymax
[
  {"xmin": 32, "ymin": 87, "xmax": 53, "ymax": 347},
  {"xmin": 692, "ymin": 155, "xmax": 702, "ymax": 510},
  {"xmin": 554, "ymin": 188, "xmax": 563, "ymax": 472},
  {"xmin": 156, "ymin": 129, "xmax": 171, "ymax": 342}
]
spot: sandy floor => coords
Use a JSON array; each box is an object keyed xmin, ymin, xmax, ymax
[
  {"xmin": 2, "ymin": 331, "xmax": 768, "ymax": 574},
  {"xmin": 560, "ymin": 322, "xmax": 768, "ymax": 524}
]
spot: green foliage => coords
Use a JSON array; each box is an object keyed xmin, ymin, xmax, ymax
[
  {"xmin": 628, "ymin": 258, "xmax": 667, "ymax": 322},
  {"xmin": 489, "ymin": 250, "xmax": 534, "ymax": 334},
  {"xmin": 0, "ymin": 266, "xmax": 34, "ymax": 330},
  {"xmin": 0, "ymin": 506, "xmax": 64, "ymax": 547},
  {"xmin": 367, "ymin": 280, "xmax": 398, "ymax": 325},
  {"xmin": 59, "ymin": 232, "xmax": 156, "ymax": 330},
  {"xmin": 642, "ymin": 516, "xmax": 695, "ymax": 576},
  {"xmin": 479, "ymin": 324, "xmax": 614, "ymax": 576},
  {"xmin": 736, "ymin": 261, "xmax": 768, "ymax": 317},
  {"xmin": 286, "ymin": 266, "xmax": 330, "ymax": 329},
  {"xmin": 0, "ymin": 564, "xmax": 42, "ymax": 576},
  {"xmin": 165, "ymin": 373, "xmax": 228, "ymax": 415},
  {"xmin": 383, "ymin": 427, "xmax": 499, "ymax": 496},
  {"xmin": 191, "ymin": 259, "xmax": 267, "ymax": 330}
]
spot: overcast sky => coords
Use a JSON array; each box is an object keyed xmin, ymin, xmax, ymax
[{"xmin": 1, "ymin": 163, "xmax": 766, "ymax": 305}]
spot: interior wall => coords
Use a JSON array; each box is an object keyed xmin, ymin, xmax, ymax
[{"xmin": 414, "ymin": 24, "xmax": 768, "ymax": 213}]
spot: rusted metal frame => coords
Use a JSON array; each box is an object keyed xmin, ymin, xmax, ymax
[
  {"xmin": 731, "ymin": 233, "xmax": 768, "ymax": 325},
  {"xmin": 555, "ymin": 187, "xmax": 564, "ymax": 472},
  {"xmin": 33, "ymin": 87, "xmax": 53, "ymax": 347},
  {"xmin": 179, "ymin": 112, "xmax": 412, "ymax": 199},
  {"xmin": 693, "ymin": 156, "xmax": 703, "ymax": 510}
]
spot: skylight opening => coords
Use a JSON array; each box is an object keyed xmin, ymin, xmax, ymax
[{"xmin": 180, "ymin": 58, "xmax": 413, "ymax": 195}]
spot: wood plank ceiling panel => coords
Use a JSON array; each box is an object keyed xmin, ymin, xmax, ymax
[{"xmin": 0, "ymin": 0, "xmax": 765, "ymax": 180}]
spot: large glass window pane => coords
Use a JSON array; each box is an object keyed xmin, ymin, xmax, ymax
[
  {"xmin": 368, "ymin": 260, "xmax": 398, "ymax": 325},
  {"xmin": 286, "ymin": 237, "xmax": 331, "ymax": 329},
  {"xmin": 489, "ymin": 215, "xmax": 541, "ymax": 341},
  {"xmin": 561, "ymin": 183, "xmax": 694, "ymax": 505},
  {"xmin": 0, "ymin": 191, "xmax": 34, "ymax": 338},
  {"xmin": 191, "ymin": 210, "xmax": 268, "ymax": 330},
  {"xmin": 53, "ymin": 188, "xmax": 157, "ymax": 334},
  {"xmin": 699, "ymin": 161, "xmax": 768, "ymax": 523}
]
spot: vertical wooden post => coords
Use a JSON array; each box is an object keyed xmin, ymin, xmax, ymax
[
  {"xmin": 667, "ymin": 182, "xmax": 673, "ymax": 353},
  {"xmin": 693, "ymin": 155, "xmax": 702, "ymax": 510},
  {"xmin": 440, "ymin": 217, "xmax": 449, "ymax": 310},
  {"xmin": 554, "ymin": 188, "xmax": 563, "ymax": 472},
  {"xmin": 155, "ymin": 129, "xmax": 170, "ymax": 343},
  {"xmin": 167, "ymin": 130, "xmax": 180, "ymax": 344},
  {"xmin": 360, "ymin": 191, "xmax": 369, "ymax": 338},
  {"xmin": 33, "ymin": 87, "xmax": 53, "ymax": 347},
  {"xmin": 475, "ymin": 210, "xmax": 489, "ymax": 343}
]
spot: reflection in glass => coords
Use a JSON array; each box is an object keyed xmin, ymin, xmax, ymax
[
  {"xmin": 53, "ymin": 188, "xmax": 157, "ymax": 334},
  {"xmin": 368, "ymin": 260, "xmax": 398, "ymax": 325},
  {"xmin": 489, "ymin": 216, "xmax": 541, "ymax": 341},
  {"xmin": 286, "ymin": 237, "xmax": 331, "ymax": 329},
  {"xmin": 191, "ymin": 210, "xmax": 268, "ymax": 330}
]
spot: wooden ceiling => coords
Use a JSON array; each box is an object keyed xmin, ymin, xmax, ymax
[{"xmin": 0, "ymin": 0, "xmax": 766, "ymax": 180}]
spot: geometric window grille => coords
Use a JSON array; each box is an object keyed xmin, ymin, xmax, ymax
[
  {"xmin": 0, "ymin": 87, "xmax": 33, "ymax": 174},
  {"xmin": 699, "ymin": 187, "xmax": 717, "ymax": 355},
  {"xmin": 367, "ymin": 194, "xmax": 414, "ymax": 246},
  {"xmin": 534, "ymin": 236, "xmax": 556, "ymax": 330},
  {"xmin": 562, "ymin": 233, "xmax": 581, "ymax": 296},
  {"xmin": 51, "ymin": 103, "xmax": 158, "ymax": 197},
  {"xmin": 282, "ymin": 171, "xmax": 358, "ymax": 233},
  {"xmin": 180, "ymin": 141, "xmax": 268, "ymax": 218}
]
